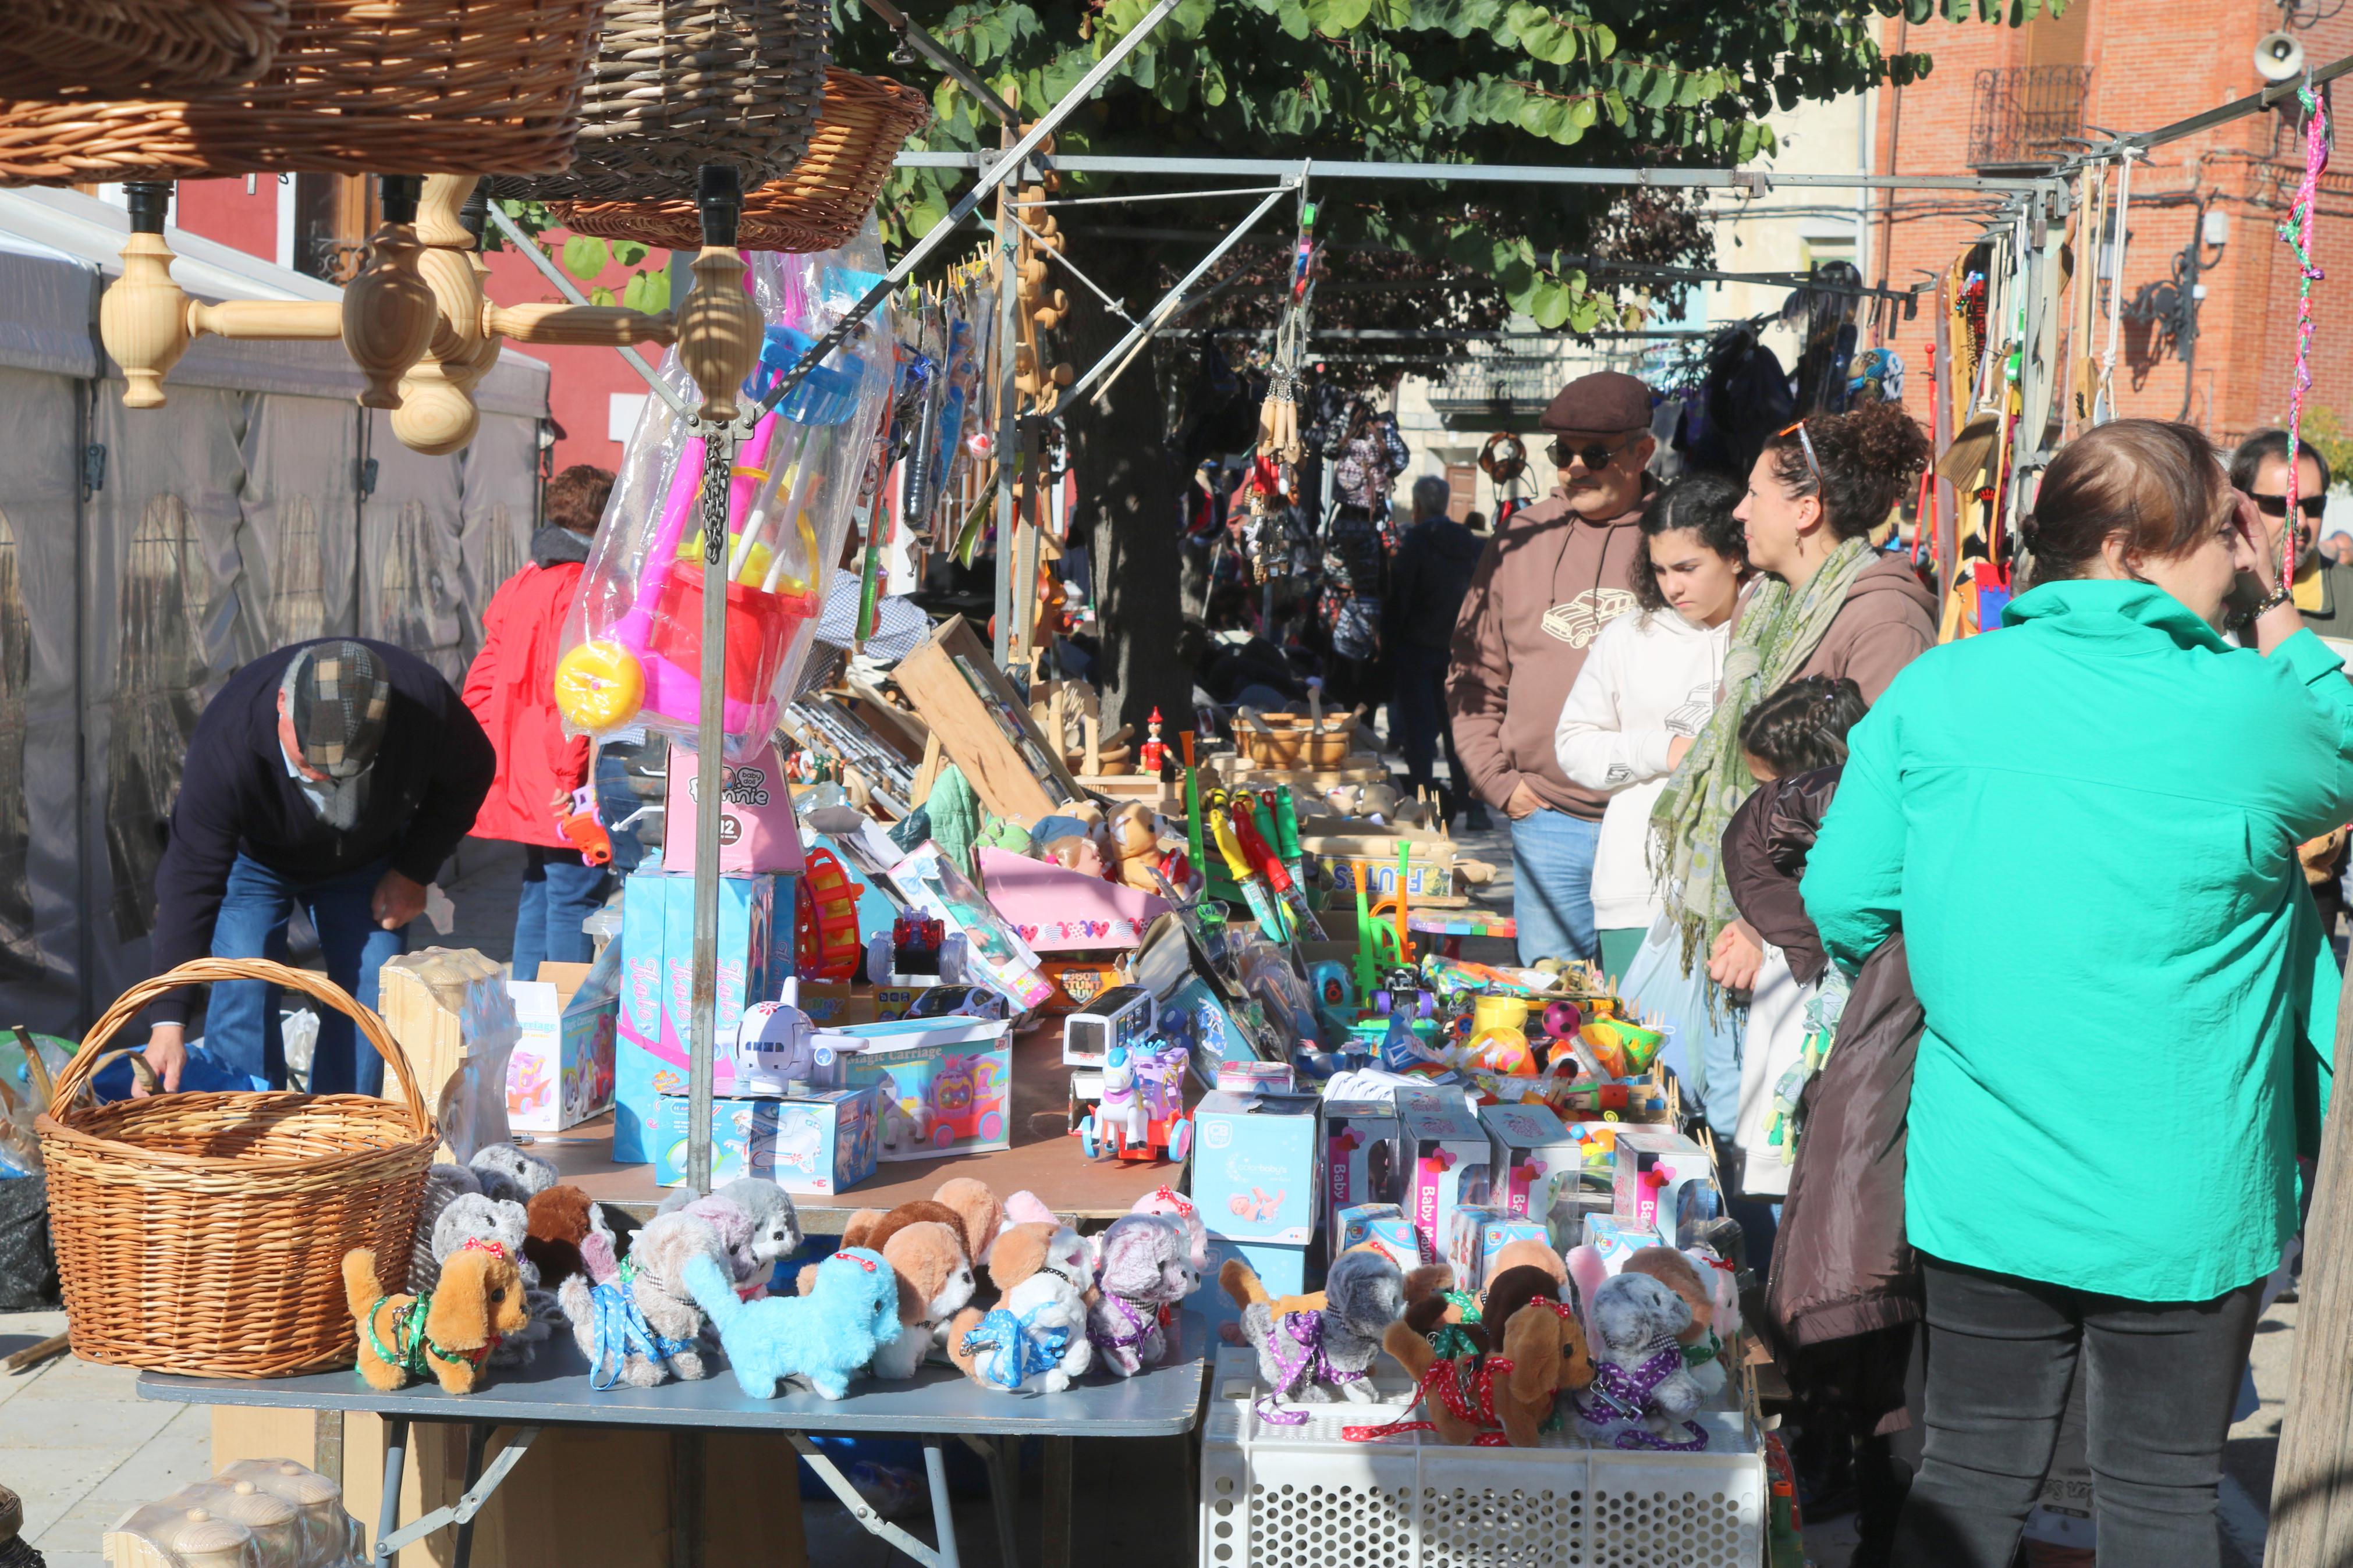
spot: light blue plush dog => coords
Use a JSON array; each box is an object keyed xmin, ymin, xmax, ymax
[{"xmin": 683, "ymin": 1245, "xmax": 902, "ymax": 1399}]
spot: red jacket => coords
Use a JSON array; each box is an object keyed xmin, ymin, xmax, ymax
[{"xmin": 463, "ymin": 551, "xmax": 591, "ymax": 848}]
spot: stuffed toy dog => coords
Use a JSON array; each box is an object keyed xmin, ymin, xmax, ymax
[
  {"xmin": 656, "ymin": 1177, "xmax": 800, "ymax": 1272},
  {"xmin": 946, "ymin": 1222, "xmax": 1095, "ymax": 1392},
  {"xmin": 684, "ymin": 1246, "xmax": 901, "ymax": 1399},
  {"xmin": 523, "ymin": 1185, "xmax": 608, "ymax": 1292},
  {"xmin": 1621, "ymin": 1245, "xmax": 1731, "ymax": 1395},
  {"xmin": 469, "ymin": 1143, "xmax": 558, "ymax": 1206},
  {"xmin": 1129, "ymin": 1185, "xmax": 1208, "ymax": 1272},
  {"xmin": 1222, "ymin": 1249, "xmax": 1444, "ymax": 1348},
  {"xmin": 1576, "ymin": 1272, "xmax": 1706, "ymax": 1451},
  {"xmin": 1236, "ymin": 1248, "xmax": 1404, "ymax": 1412},
  {"xmin": 866, "ymin": 1221, "xmax": 977, "ymax": 1379},
  {"xmin": 410, "ymin": 1164, "xmax": 482, "ymax": 1293},
  {"xmin": 557, "ymin": 1212, "xmax": 723, "ymax": 1389},
  {"xmin": 345, "ymin": 1242, "xmax": 527, "ymax": 1394},
  {"xmin": 1088, "ymin": 1214, "xmax": 1198, "ymax": 1375},
  {"xmin": 1485, "ymin": 1264, "xmax": 1594, "ymax": 1445},
  {"xmin": 432, "ymin": 1192, "xmax": 552, "ymax": 1366}
]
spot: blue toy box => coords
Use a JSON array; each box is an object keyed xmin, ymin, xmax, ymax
[
  {"xmin": 825, "ymin": 1015, "xmax": 1014, "ymax": 1161},
  {"xmin": 1335, "ymin": 1201, "xmax": 1426, "ymax": 1268},
  {"xmin": 1202, "ymin": 1235, "xmax": 1308, "ymax": 1337},
  {"xmin": 1444, "ymin": 1204, "xmax": 1552, "ymax": 1291},
  {"xmin": 652, "ymin": 1087, "xmax": 878, "ymax": 1193},
  {"xmin": 1192, "ymin": 1091, "xmax": 1320, "ymax": 1246}
]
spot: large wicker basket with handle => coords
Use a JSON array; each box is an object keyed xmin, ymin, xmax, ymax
[
  {"xmin": 0, "ymin": 0, "xmax": 606, "ymax": 187},
  {"xmin": 36, "ymin": 959, "xmax": 438, "ymax": 1378},
  {"xmin": 0, "ymin": 0, "xmax": 288, "ymax": 99},
  {"xmin": 556, "ymin": 67, "xmax": 929, "ymax": 253},
  {"xmin": 492, "ymin": 0, "xmax": 832, "ymax": 203}
]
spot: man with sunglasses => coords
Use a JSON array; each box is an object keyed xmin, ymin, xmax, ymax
[
  {"xmin": 1449, "ymin": 369, "xmax": 1655, "ymax": 965},
  {"xmin": 2230, "ymin": 429, "xmax": 2352, "ymax": 638}
]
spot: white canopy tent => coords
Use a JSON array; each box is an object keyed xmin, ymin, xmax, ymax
[{"xmin": 0, "ymin": 187, "xmax": 551, "ymax": 1028}]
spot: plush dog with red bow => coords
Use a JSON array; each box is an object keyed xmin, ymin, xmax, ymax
[{"xmin": 343, "ymin": 1240, "xmax": 527, "ymax": 1395}]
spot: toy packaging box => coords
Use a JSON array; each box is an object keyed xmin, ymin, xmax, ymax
[
  {"xmin": 1202, "ymin": 1235, "xmax": 1308, "ymax": 1336},
  {"xmin": 1611, "ymin": 1126, "xmax": 1715, "ymax": 1234},
  {"xmin": 1394, "ymin": 1087, "xmax": 1493, "ymax": 1258},
  {"xmin": 506, "ymin": 947, "xmax": 619, "ymax": 1133},
  {"xmin": 1164, "ymin": 973, "xmax": 1259, "ymax": 1086},
  {"xmin": 1445, "ymin": 1205, "xmax": 1552, "ymax": 1292},
  {"xmin": 1336, "ymin": 1201, "xmax": 1427, "ymax": 1268},
  {"xmin": 826, "ymin": 1015, "xmax": 1014, "ymax": 1161},
  {"xmin": 652, "ymin": 1087, "xmax": 878, "ymax": 1194},
  {"xmin": 1192, "ymin": 1091, "xmax": 1319, "ymax": 1245},
  {"xmin": 1320, "ymin": 1100, "xmax": 1404, "ymax": 1238},
  {"xmin": 1477, "ymin": 1103, "xmax": 1588, "ymax": 1222},
  {"xmin": 663, "ymin": 741, "xmax": 806, "ymax": 876},
  {"xmin": 1581, "ymin": 1212, "xmax": 1666, "ymax": 1274},
  {"xmin": 882, "ymin": 841, "xmax": 1056, "ymax": 1009}
]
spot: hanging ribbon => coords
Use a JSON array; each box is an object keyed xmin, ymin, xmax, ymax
[{"xmin": 2280, "ymin": 81, "xmax": 2332, "ymax": 586}]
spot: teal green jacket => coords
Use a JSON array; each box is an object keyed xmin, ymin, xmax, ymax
[{"xmin": 1802, "ymin": 579, "xmax": 2351, "ymax": 1302}]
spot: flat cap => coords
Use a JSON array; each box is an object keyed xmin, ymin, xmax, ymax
[{"xmin": 1539, "ymin": 370, "xmax": 1653, "ymax": 435}]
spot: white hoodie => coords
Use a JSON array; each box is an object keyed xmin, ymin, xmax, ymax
[{"xmin": 1552, "ymin": 606, "xmax": 1730, "ymax": 930}]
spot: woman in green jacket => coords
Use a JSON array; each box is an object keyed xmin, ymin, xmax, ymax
[{"xmin": 1802, "ymin": 419, "xmax": 2346, "ymax": 1568}]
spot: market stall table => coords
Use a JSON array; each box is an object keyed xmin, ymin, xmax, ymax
[{"xmin": 140, "ymin": 1313, "xmax": 1213, "ymax": 1568}]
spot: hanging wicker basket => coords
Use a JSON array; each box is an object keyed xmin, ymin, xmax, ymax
[
  {"xmin": 0, "ymin": 0, "xmax": 288, "ymax": 99},
  {"xmin": 491, "ymin": 0, "xmax": 832, "ymax": 203},
  {"xmin": 0, "ymin": 0, "xmax": 606, "ymax": 187},
  {"xmin": 555, "ymin": 67, "xmax": 930, "ymax": 253},
  {"xmin": 36, "ymin": 958, "xmax": 438, "ymax": 1379}
]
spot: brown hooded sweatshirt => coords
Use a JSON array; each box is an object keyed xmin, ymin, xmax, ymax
[
  {"xmin": 1733, "ymin": 553, "xmax": 1939, "ymax": 705},
  {"xmin": 1447, "ymin": 485, "xmax": 1648, "ymax": 820}
]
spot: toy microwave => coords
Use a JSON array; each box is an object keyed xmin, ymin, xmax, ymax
[{"xmin": 1063, "ymin": 984, "xmax": 1157, "ymax": 1067}]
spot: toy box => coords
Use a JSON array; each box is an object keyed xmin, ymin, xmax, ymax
[
  {"xmin": 1445, "ymin": 1205, "xmax": 1552, "ymax": 1292},
  {"xmin": 1393, "ymin": 1087, "xmax": 1492, "ymax": 1259},
  {"xmin": 1336, "ymin": 1202, "xmax": 1426, "ymax": 1268},
  {"xmin": 1038, "ymin": 958, "xmax": 1128, "ymax": 1015},
  {"xmin": 1321, "ymin": 1100, "xmax": 1404, "ymax": 1237},
  {"xmin": 883, "ymin": 841, "xmax": 1056, "ymax": 1009},
  {"xmin": 828, "ymin": 1015, "xmax": 1014, "ymax": 1161},
  {"xmin": 1477, "ymin": 1103, "xmax": 1587, "ymax": 1222},
  {"xmin": 1165, "ymin": 973, "xmax": 1260, "ymax": 1086},
  {"xmin": 1192, "ymin": 1091, "xmax": 1319, "ymax": 1246},
  {"xmin": 1612, "ymin": 1126, "xmax": 1714, "ymax": 1234},
  {"xmin": 652, "ymin": 1087, "xmax": 878, "ymax": 1194},
  {"xmin": 1202, "ymin": 1234, "xmax": 1308, "ymax": 1337},
  {"xmin": 1580, "ymin": 1212, "xmax": 1665, "ymax": 1274},
  {"xmin": 664, "ymin": 741, "xmax": 805, "ymax": 876},
  {"xmin": 506, "ymin": 948, "xmax": 619, "ymax": 1133},
  {"xmin": 661, "ymin": 871, "xmax": 783, "ymax": 1067}
]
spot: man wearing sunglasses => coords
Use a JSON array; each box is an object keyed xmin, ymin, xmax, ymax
[
  {"xmin": 2229, "ymin": 428, "xmax": 2352, "ymax": 638},
  {"xmin": 1449, "ymin": 369, "xmax": 1655, "ymax": 965}
]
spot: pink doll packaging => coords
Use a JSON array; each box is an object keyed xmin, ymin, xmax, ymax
[
  {"xmin": 1319, "ymin": 1099, "xmax": 1404, "ymax": 1239},
  {"xmin": 1393, "ymin": 1087, "xmax": 1491, "ymax": 1260},
  {"xmin": 665, "ymin": 740, "xmax": 805, "ymax": 877},
  {"xmin": 1476, "ymin": 1102, "xmax": 1587, "ymax": 1221}
]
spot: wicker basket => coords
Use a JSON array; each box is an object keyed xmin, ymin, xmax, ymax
[
  {"xmin": 556, "ymin": 67, "xmax": 930, "ymax": 253},
  {"xmin": 36, "ymin": 958, "xmax": 438, "ymax": 1378},
  {"xmin": 492, "ymin": 0, "xmax": 831, "ymax": 203},
  {"xmin": 0, "ymin": 0, "xmax": 288, "ymax": 99},
  {"xmin": 0, "ymin": 0, "xmax": 606, "ymax": 187}
]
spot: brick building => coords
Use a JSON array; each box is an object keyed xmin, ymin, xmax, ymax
[{"xmin": 1869, "ymin": 0, "xmax": 2353, "ymax": 449}]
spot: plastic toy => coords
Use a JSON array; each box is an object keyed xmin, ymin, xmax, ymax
[
  {"xmin": 865, "ymin": 915, "xmax": 969, "ymax": 987},
  {"xmin": 556, "ymin": 786, "xmax": 612, "ymax": 867},
  {"xmin": 733, "ymin": 979, "xmax": 835, "ymax": 1094},
  {"xmin": 1138, "ymin": 707, "xmax": 1169, "ymax": 773},
  {"xmin": 1062, "ymin": 983, "xmax": 1158, "ymax": 1067},
  {"xmin": 904, "ymin": 983, "xmax": 1012, "ymax": 1022},
  {"xmin": 795, "ymin": 847, "xmax": 864, "ymax": 982}
]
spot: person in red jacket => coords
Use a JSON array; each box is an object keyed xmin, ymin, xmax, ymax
[{"xmin": 463, "ymin": 465, "xmax": 613, "ymax": 980}]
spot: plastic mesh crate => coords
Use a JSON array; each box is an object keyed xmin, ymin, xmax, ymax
[{"xmin": 1199, "ymin": 1348, "xmax": 1764, "ymax": 1568}]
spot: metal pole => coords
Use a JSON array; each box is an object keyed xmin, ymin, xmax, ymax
[
  {"xmin": 687, "ymin": 423, "xmax": 730, "ymax": 1197},
  {"xmin": 992, "ymin": 123, "xmax": 1020, "ymax": 667},
  {"xmin": 857, "ymin": 0, "xmax": 1020, "ymax": 124},
  {"xmin": 1071, "ymin": 179, "xmax": 1298, "ymax": 404},
  {"xmin": 893, "ymin": 150, "xmax": 2056, "ymax": 193}
]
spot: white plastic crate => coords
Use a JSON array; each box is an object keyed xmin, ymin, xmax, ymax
[{"xmin": 1199, "ymin": 1348, "xmax": 1764, "ymax": 1568}]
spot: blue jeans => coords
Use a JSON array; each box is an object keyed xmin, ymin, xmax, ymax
[
  {"xmin": 1509, "ymin": 808, "xmax": 1601, "ymax": 966},
  {"xmin": 513, "ymin": 844, "xmax": 611, "ymax": 982},
  {"xmin": 208, "ymin": 852, "xmax": 402, "ymax": 1094},
  {"xmin": 595, "ymin": 747, "xmax": 648, "ymax": 876},
  {"xmin": 1389, "ymin": 643, "xmax": 1467, "ymax": 812}
]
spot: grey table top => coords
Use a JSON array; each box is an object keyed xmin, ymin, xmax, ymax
[{"xmin": 139, "ymin": 1312, "xmax": 1210, "ymax": 1438}]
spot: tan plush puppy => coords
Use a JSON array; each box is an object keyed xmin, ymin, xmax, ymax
[
  {"xmin": 869, "ymin": 1221, "xmax": 978, "ymax": 1379},
  {"xmin": 344, "ymin": 1243, "xmax": 527, "ymax": 1395},
  {"xmin": 931, "ymin": 1177, "xmax": 1006, "ymax": 1264},
  {"xmin": 1489, "ymin": 1239, "xmax": 1567, "ymax": 1289},
  {"xmin": 944, "ymin": 1220, "xmax": 1084, "ymax": 1381},
  {"xmin": 1490, "ymin": 1264, "xmax": 1595, "ymax": 1447},
  {"xmin": 1382, "ymin": 1320, "xmax": 1489, "ymax": 1443}
]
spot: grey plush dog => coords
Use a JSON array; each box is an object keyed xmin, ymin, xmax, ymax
[
  {"xmin": 409, "ymin": 1163, "xmax": 482, "ymax": 1293},
  {"xmin": 1088, "ymin": 1214, "xmax": 1198, "ymax": 1377},
  {"xmin": 657, "ymin": 1176, "xmax": 801, "ymax": 1270},
  {"xmin": 1243, "ymin": 1248, "xmax": 1403, "ymax": 1406},
  {"xmin": 431, "ymin": 1192, "xmax": 551, "ymax": 1366},
  {"xmin": 469, "ymin": 1142, "xmax": 558, "ymax": 1206},
  {"xmin": 557, "ymin": 1212, "xmax": 726, "ymax": 1388},
  {"xmin": 1578, "ymin": 1272, "xmax": 1705, "ymax": 1447}
]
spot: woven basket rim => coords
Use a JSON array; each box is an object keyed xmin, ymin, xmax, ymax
[{"xmin": 34, "ymin": 1099, "xmax": 437, "ymax": 1176}]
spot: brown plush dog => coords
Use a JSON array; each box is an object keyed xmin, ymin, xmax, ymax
[
  {"xmin": 1489, "ymin": 1264, "xmax": 1595, "ymax": 1446},
  {"xmin": 522, "ymin": 1185, "xmax": 597, "ymax": 1291},
  {"xmin": 931, "ymin": 1178, "xmax": 1006, "ymax": 1264},
  {"xmin": 344, "ymin": 1243, "xmax": 527, "ymax": 1394}
]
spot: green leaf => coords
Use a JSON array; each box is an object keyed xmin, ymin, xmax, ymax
[
  {"xmin": 621, "ymin": 269, "xmax": 669, "ymax": 315},
  {"xmin": 1589, "ymin": 21, "xmax": 1614, "ymax": 57},
  {"xmin": 559, "ymin": 233, "xmax": 609, "ymax": 283},
  {"xmin": 588, "ymin": 285, "xmax": 616, "ymax": 308},
  {"xmin": 612, "ymin": 241, "xmax": 648, "ymax": 267},
  {"xmin": 1568, "ymin": 96, "xmax": 1598, "ymax": 130},
  {"xmin": 1275, "ymin": 0, "xmax": 1311, "ymax": 37}
]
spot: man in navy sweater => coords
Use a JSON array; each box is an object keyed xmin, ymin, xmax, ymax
[{"xmin": 142, "ymin": 639, "xmax": 495, "ymax": 1096}]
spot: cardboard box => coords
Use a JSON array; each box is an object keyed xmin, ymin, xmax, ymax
[
  {"xmin": 652, "ymin": 1087, "xmax": 878, "ymax": 1193},
  {"xmin": 506, "ymin": 948, "xmax": 618, "ymax": 1133},
  {"xmin": 1321, "ymin": 1100, "xmax": 1404, "ymax": 1238},
  {"xmin": 1038, "ymin": 958, "xmax": 1128, "ymax": 1015},
  {"xmin": 1336, "ymin": 1202, "xmax": 1427, "ymax": 1268},
  {"xmin": 613, "ymin": 1034, "xmax": 671, "ymax": 1165},
  {"xmin": 1445, "ymin": 1205, "xmax": 1552, "ymax": 1292},
  {"xmin": 1164, "ymin": 973, "xmax": 1261, "ymax": 1082},
  {"xmin": 1201, "ymin": 1235, "xmax": 1308, "ymax": 1336},
  {"xmin": 1580, "ymin": 1212, "xmax": 1665, "ymax": 1274},
  {"xmin": 663, "ymin": 741, "xmax": 806, "ymax": 877},
  {"xmin": 826, "ymin": 1015, "xmax": 1014, "ymax": 1160},
  {"xmin": 1478, "ymin": 1103, "xmax": 1587, "ymax": 1222},
  {"xmin": 1192, "ymin": 1091, "xmax": 1320, "ymax": 1245},
  {"xmin": 1298, "ymin": 833, "xmax": 1457, "ymax": 900},
  {"xmin": 882, "ymin": 841, "xmax": 1056, "ymax": 1010},
  {"xmin": 1394, "ymin": 1087, "xmax": 1493, "ymax": 1260},
  {"xmin": 377, "ymin": 947, "xmax": 519, "ymax": 1161},
  {"xmin": 1611, "ymin": 1126, "xmax": 1713, "ymax": 1233}
]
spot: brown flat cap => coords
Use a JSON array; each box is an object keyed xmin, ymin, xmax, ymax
[{"xmin": 1540, "ymin": 370, "xmax": 1653, "ymax": 435}]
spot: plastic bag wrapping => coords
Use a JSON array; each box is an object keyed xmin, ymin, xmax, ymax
[
  {"xmin": 105, "ymin": 1459, "xmax": 365, "ymax": 1568},
  {"xmin": 895, "ymin": 276, "xmax": 995, "ymax": 543},
  {"xmin": 379, "ymin": 948, "xmax": 518, "ymax": 1162},
  {"xmin": 556, "ymin": 241, "xmax": 900, "ymax": 759}
]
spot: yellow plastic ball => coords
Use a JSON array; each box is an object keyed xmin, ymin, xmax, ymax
[{"xmin": 553, "ymin": 639, "xmax": 645, "ymax": 732}]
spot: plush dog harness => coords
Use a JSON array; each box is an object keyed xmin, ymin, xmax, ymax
[
  {"xmin": 1425, "ymin": 1290, "xmax": 1485, "ymax": 1363},
  {"xmin": 368, "ymin": 1238, "xmax": 507, "ymax": 1380},
  {"xmin": 960, "ymin": 1305, "xmax": 1072, "ymax": 1388},
  {"xmin": 1343, "ymin": 1353, "xmax": 1515, "ymax": 1446},
  {"xmin": 585, "ymin": 1256, "xmax": 698, "ymax": 1392},
  {"xmin": 1576, "ymin": 1337, "xmax": 1708, "ymax": 1452},
  {"xmin": 1088, "ymin": 1293, "xmax": 1156, "ymax": 1356},
  {"xmin": 1254, "ymin": 1310, "xmax": 1366, "ymax": 1425}
]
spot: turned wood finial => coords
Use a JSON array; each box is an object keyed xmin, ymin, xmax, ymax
[
  {"xmin": 342, "ymin": 175, "xmax": 438, "ymax": 413},
  {"xmin": 392, "ymin": 175, "xmax": 488, "ymax": 456},
  {"xmin": 99, "ymin": 183, "xmax": 190, "ymax": 410},
  {"xmin": 677, "ymin": 165, "xmax": 762, "ymax": 425}
]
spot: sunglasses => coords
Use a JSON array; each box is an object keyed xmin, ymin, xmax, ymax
[
  {"xmin": 1548, "ymin": 434, "xmax": 1639, "ymax": 471},
  {"xmin": 2253, "ymin": 492, "xmax": 2329, "ymax": 521},
  {"xmin": 1779, "ymin": 419, "xmax": 1825, "ymax": 490}
]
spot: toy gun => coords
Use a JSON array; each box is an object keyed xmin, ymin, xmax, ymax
[
  {"xmin": 557, "ymin": 787, "xmax": 612, "ymax": 867},
  {"xmin": 1209, "ymin": 808, "xmax": 1287, "ymax": 944},
  {"xmin": 1229, "ymin": 795, "xmax": 1314, "ymax": 941}
]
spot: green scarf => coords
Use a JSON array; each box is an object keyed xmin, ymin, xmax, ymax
[{"xmin": 1648, "ymin": 536, "xmax": 1879, "ymax": 979}]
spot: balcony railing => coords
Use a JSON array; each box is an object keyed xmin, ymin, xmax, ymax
[{"xmin": 1968, "ymin": 65, "xmax": 2092, "ymax": 171}]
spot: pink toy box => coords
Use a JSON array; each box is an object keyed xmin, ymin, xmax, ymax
[
  {"xmin": 1477, "ymin": 1102, "xmax": 1588, "ymax": 1222},
  {"xmin": 1320, "ymin": 1099, "xmax": 1404, "ymax": 1239},
  {"xmin": 1611, "ymin": 1126, "xmax": 1714, "ymax": 1235},
  {"xmin": 663, "ymin": 740, "xmax": 807, "ymax": 876},
  {"xmin": 1393, "ymin": 1087, "xmax": 1492, "ymax": 1260}
]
